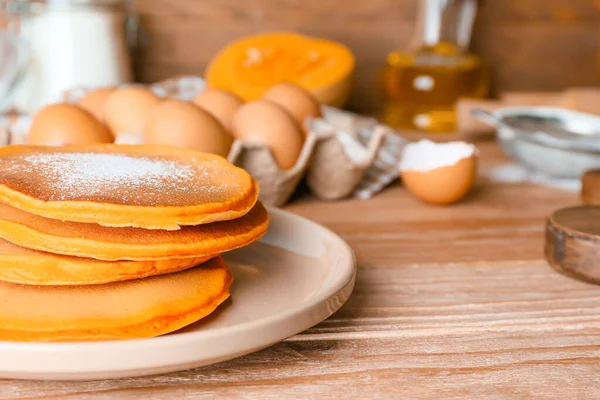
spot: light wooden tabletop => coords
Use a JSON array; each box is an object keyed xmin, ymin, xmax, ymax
[{"xmin": 4, "ymin": 140, "xmax": 598, "ymax": 399}]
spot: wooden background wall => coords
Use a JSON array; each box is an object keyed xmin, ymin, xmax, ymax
[{"xmin": 134, "ymin": 0, "xmax": 600, "ymax": 113}]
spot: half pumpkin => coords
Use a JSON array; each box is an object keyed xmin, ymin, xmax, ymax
[{"xmin": 205, "ymin": 31, "xmax": 355, "ymax": 108}]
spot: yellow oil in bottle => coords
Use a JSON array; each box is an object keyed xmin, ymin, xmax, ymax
[{"xmin": 380, "ymin": 41, "xmax": 490, "ymax": 133}]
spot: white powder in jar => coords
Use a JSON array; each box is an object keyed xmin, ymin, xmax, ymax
[{"xmin": 12, "ymin": 2, "xmax": 133, "ymax": 114}]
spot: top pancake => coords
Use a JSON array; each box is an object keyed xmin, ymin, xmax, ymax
[{"xmin": 0, "ymin": 144, "xmax": 258, "ymax": 230}]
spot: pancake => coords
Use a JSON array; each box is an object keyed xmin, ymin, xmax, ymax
[
  {"xmin": 0, "ymin": 201, "xmax": 269, "ymax": 261},
  {"xmin": 0, "ymin": 237, "xmax": 212, "ymax": 285},
  {"xmin": 0, "ymin": 144, "xmax": 258, "ymax": 230},
  {"xmin": 0, "ymin": 256, "xmax": 232, "ymax": 342}
]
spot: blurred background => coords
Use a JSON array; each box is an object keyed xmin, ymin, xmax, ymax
[
  {"xmin": 3, "ymin": 0, "xmax": 598, "ymax": 115},
  {"xmin": 129, "ymin": 0, "xmax": 600, "ymax": 113}
]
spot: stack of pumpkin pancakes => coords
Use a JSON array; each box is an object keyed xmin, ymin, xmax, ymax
[{"xmin": 0, "ymin": 144, "xmax": 268, "ymax": 342}]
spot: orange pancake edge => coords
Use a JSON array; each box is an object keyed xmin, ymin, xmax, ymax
[
  {"xmin": 0, "ymin": 144, "xmax": 259, "ymax": 230},
  {"xmin": 0, "ymin": 257, "xmax": 233, "ymax": 342},
  {"xmin": 0, "ymin": 237, "xmax": 213, "ymax": 285},
  {"xmin": 0, "ymin": 201, "xmax": 269, "ymax": 261}
]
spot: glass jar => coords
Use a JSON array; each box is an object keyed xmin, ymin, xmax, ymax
[
  {"xmin": 380, "ymin": 0, "xmax": 490, "ymax": 134},
  {"xmin": 2, "ymin": 0, "xmax": 137, "ymax": 114}
]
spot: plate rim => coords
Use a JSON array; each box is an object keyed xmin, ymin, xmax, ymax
[{"xmin": 0, "ymin": 206, "xmax": 356, "ymax": 367}]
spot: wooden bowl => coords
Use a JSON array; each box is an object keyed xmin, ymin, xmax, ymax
[{"xmin": 545, "ymin": 205, "xmax": 600, "ymax": 284}]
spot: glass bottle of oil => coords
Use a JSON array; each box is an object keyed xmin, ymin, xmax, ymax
[{"xmin": 380, "ymin": 0, "xmax": 490, "ymax": 133}]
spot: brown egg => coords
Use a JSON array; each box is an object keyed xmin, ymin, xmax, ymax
[
  {"xmin": 193, "ymin": 89, "xmax": 243, "ymax": 132},
  {"xmin": 27, "ymin": 103, "xmax": 113, "ymax": 146},
  {"xmin": 231, "ymin": 100, "xmax": 304, "ymax": 170},
  {"xmin": 78, "ymin": 87, "xmax": 115, "ymax": 122},
  {"xmin": 262, "ymin": 83, "xmax": 321, "ymax": 130},
  {"xmin": 399, "ymin": 140, "xmax": 478, "ymax": 205},
  {"xmin": 104, "ymin": 87, "xmax": 162, "ymax": 135},
  {"xmin": 142, "ymin": 99, "xmax": 233, "ymax": 156}
]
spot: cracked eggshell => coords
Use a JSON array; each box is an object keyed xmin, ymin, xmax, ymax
[{"xmin": 399, "ymin": 140, "xmax": 478, "ymax": 205}]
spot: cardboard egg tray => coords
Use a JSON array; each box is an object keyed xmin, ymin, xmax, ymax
[{"xmin": 0, "ymin": 76, "xmax": 408, "ymax": 207}]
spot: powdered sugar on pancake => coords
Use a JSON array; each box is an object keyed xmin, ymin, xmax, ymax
[{"xmin": 2, "ymin": 152, "xmax": 236, "ymax": 206}]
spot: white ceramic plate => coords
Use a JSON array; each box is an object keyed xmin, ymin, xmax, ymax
[{"xmin": 0, "ymin": 207, "xmax": 356, "ymax": 381}]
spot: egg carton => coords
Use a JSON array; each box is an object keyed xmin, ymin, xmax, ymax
[
  {"xmin": 0, "ymin": 76, "xmax": 408, "ymax": 207},
  {"xmin": 226, "ymin": 107, "xmax": 408, "ymax": 206}
]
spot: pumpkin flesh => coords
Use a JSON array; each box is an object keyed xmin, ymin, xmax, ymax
[{"xmin": 206, "ymin": 32, "xmax": 355, "ymax": 107}]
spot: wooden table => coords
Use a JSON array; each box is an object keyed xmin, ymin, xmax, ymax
[{"xmin": 4, "ymin": 140, "xmax": 599, "ymax": 399}]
